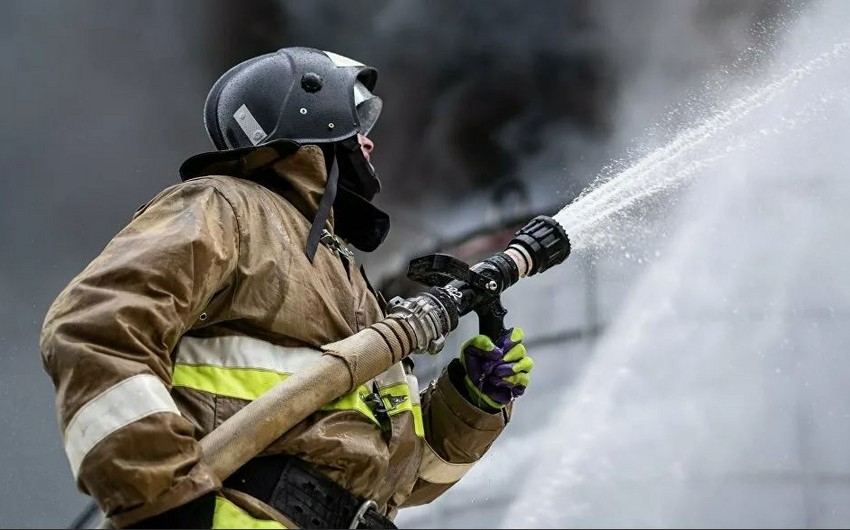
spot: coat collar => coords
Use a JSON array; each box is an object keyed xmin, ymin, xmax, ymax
[{"xmin": 179, "ymin": 141, "xmax": 335, "ymax": 231}]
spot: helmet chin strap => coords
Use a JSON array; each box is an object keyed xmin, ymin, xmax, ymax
[{"xmin": 305, "ymin": 144, "xmax": 339, "ymax": 263}]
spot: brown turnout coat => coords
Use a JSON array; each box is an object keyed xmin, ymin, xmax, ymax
[{"xmin": 40, "ymin": 145, "xmax": 511, "ymax": 527}]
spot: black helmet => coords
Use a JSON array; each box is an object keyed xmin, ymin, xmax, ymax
[
  {"xmin": 203, "ymin": 47, "xmax": 382, "ymax": 149},
  {"xmin": 182, "ymin": 47, "xmax": 389, "ymax": 260}
]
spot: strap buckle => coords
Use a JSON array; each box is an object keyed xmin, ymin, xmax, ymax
[
  {"xmin": 320, "ymin": 229, "xmax": 355, "ymax": 260},
  {"xmin": 349, "ymin": 499, "xmax": 378, "ymax": 529},
  {"xmin": 363, "ymin": 392, "xmax": 385, "ymax": 414},
  {"xmin": 364, "ymin": 392, "xmax": 408, "ymax": 415}
]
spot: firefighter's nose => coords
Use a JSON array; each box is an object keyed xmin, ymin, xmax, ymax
[{"xmin": 358, "ymin": 134, "xmax": 374, "ymax": 161}]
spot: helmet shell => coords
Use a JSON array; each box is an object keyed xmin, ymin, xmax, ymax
[{"xmin": 204, "ymin": 47, "xmax": 378, "ymax": 150}]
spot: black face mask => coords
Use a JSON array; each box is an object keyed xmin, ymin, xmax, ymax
[
  {"xmin": 333, "ymin": 180, "xmax": 390, "ymax": 252},
  {"xmin": 336, "ymin": 136, "xmax": 381, "ymax": 201},
  {"xmin": 315, "ymin": 135, "xmax": 389, "ymax": 253}
]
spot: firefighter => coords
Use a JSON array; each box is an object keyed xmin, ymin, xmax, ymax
[{"xmin": 40, "ymin": 47, "xmax": 533, "ymax": 529}]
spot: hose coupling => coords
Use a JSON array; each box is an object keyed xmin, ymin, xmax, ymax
[{"xmin": 386, "ymin": 293, "xmax": 450, "ymax": 355}]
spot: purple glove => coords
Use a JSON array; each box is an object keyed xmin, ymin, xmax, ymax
[{"xmin": 459, "ymin": 327, "xmax": 532, "ymax": 410}]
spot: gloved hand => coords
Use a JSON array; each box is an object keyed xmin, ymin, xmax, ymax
[{"xmin": 459, "ymin": 327, "xmax": 532, "ymax": 410}]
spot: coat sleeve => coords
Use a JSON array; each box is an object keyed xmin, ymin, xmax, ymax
[
  {"xmin": 402, "ymin": 358, "xmax": 513, "ymax": 507},
  {"xmin": 40, "ymin": 179, "xmax": 240, "ymax": 527}
]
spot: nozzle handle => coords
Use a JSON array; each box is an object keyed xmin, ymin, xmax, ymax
[{"xmin": 474, "ymin": 296, "xmax": 508, "ymax": 342}]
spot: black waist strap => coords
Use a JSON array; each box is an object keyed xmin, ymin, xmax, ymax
[{"xmin": 224, "ymin": 455, "xmax": 396, "ymax": 529}]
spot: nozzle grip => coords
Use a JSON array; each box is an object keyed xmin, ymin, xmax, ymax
[{"xmin": 474, "ymin": 297, "xmax": 508, "ymax": 342}]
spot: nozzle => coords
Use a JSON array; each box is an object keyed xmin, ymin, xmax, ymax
[{"xmin": 506, "ymin": 215, "xmax": 571, "ymax": 276}]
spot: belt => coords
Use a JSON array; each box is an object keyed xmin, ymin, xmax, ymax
[{"xmin": 224, "ymin": 455, "xmax": 396, "ymax": 529}]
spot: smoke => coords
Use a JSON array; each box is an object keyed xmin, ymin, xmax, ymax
[
  {"xmin": 276, "ymin": 1, "xmax": 794, "ymax": 284},
  {"xmin": 280, "ymin": 1, "xmax": 787, "ymax": 202},
  {"xmin": 280, "ymin": 0, "xmax": 613, "ymax": 200}
]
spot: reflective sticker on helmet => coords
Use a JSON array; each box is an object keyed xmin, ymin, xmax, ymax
[
  {"xmin": 353, "ymin": 80, "xmax": 382, "ymax": 135},
  {"xmin": 323, "ymin": 50, "xmax": 365, "ymax": 68},
  {"xmin": 356, "ymin": 96, "xmax": 383, "ymax": 135},
  {"xmin": 234, "ymin": 104, "xmax": 268, "ymax": 146},
  {"xmin": 353, "ymin": 80, "xmax": 373, "ymax": 107}
]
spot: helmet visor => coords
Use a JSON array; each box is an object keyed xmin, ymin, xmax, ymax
[{"xmin": 353, "ymin": 80, "xmax": 382, "ymax": 135}]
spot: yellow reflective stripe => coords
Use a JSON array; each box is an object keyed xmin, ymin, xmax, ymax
[
  {"xmin": 172, "ymin": 364, "xmax": 288, "ymax": 401},
  {"xmin": 172, "ymin": 365, "xmax": 380, "ymax": 426},
  {"xmin": 212, "ymin": 496, "xmax": 286, "ymax": 529},
  {"xmin": 379, "ymin": 382, "xmax": 413, "ymax": 416},
  {"xmin": 378, "ymin": 382, "xmax": 424, "ymax": 438},
  {"xmin": 320, "ymin": 384, "xmax": 380, "ymax": 426},
  {"xmin": 412, "ymin": 403, "xmax": 424, "ymax": 438}
]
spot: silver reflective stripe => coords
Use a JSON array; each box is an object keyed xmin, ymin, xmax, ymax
[
  {"xmin": 175, "ymin": 335, "xmax": 322, "ymax": 374},
  {"xmin": 64, "ymin": 374, "xmax": 179, "ymax": 478},
  {"xmin": 406, "ymin": 374, "xmax": 421, "ymax": 405},
  {"xmin": 322, "ymin": 50, "xmax": 364, "ymax": 68},
  {"xmin": 233, "ymin": 104, "xmax": 268, "ymax": 146},
  {"xmin": 419, "ymin": 441, "xmax": 474, "ymax": 484},
  {"xmin": 373, "ymin": 363, "xmax": 407, "ymax": 390}
]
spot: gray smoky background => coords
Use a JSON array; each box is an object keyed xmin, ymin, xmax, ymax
[{"xmin": 3, "ymin": 1, "xmax": 837, "ymax": 528}]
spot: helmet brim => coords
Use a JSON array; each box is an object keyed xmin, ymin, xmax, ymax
[{"xmin": 178, "ymin": 139, "xmax": 301, "ymax": 181}]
